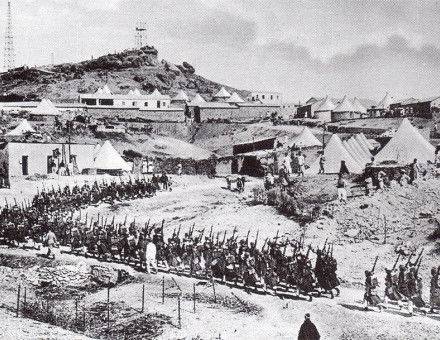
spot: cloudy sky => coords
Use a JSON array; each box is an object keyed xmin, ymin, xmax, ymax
[{"xmin": 5, "ymin": 0, "xmax": 440, "ymax": 101}]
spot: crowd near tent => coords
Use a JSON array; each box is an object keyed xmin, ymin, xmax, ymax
[
  {"xmin": 5, "ymin": 119, "xmax": 35, "ymax": 136},
  {"xmin": 93, "ymin": 141, "xmax": 132, "ymax": 172},
  {"xmin": 291, "ymin": 127, "xmax": 322, "ymax": 148},
  {"xmin": 375, "ymin": 118, "xmax": 435, "ymax": 164},
  {"xmin": 306, "ymin": 134, "xmax": 362, "ymax": 174}
]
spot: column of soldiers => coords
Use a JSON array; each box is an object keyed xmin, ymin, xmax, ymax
[
  {"xmin": 69, "ymin": 220, "xmax": 341, "ymax": 298},
  {"xmin": 0, "ymin": 176, "xmax": 158, "ymax": 247},
  {"xmin": 0, "ymin": 178, "xmax": 341, "ymax": 299},
  {"xmin": 364, "ymin": 249, "xmax": 440, "ymax": 315}
]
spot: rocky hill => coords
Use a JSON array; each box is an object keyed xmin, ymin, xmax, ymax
[{"xmin": 0, "ymin": 46, "xmax": 249, "ymax": 102}]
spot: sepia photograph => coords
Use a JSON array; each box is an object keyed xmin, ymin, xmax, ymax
[{"xmin": 0, "ymin": 0, "xmax": 440, "ymax": 339}]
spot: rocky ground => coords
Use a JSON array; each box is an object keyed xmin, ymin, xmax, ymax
[{"xmin": 1, "ymin": 174, "xmax": 440, "ymax": 339}]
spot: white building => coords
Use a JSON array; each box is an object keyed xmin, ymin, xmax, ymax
[
  {"xmin": 0, "ymin": 142, "xmax": 95, "ymax": 178},
  {"xmin": 248, "ymin": 91, "xmax": 283, "ymax": 105},
  {"xmin": 79, "ymin": 87, "xmax": 172, "ymax": 110}
]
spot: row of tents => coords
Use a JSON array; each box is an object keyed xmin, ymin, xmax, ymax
[{"xmin": 307, "ymin": 118, "xmax": 435, "ymax": 174}]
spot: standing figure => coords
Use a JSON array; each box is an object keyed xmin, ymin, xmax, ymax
[{"xmin": 298, "ymin": 313, "xmax": 320, "ymax": 340}]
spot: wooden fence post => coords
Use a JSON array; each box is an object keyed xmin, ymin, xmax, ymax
[
  {"xmin": 162, "ymin": 276, "xmax": 165, "ymax": 304},
  {"xmin": 107, "ymin": 286, "xmax": 110, "ymax": 333},
  {"xmin": 177, "ymin": 295, "xmax": 181, "ymax": 329},
  {"xmin": 193, "ymin": 283, "xmax": 196, "ymax": 313},
  {"xmin": 16, "ymin": 284, "xmax": 21, "ymax": 317},
  {"xmin": 212, "ymin": 277, "xmax": 217, "ymax": 303},
  {"xmin": 141, "ymin": 284, "xmax": 145, "ymax": 313}
]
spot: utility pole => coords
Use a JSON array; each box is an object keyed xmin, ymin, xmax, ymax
[{"xmin": 4, "ymin": 1, "xmax": 15, "ymax": 71}]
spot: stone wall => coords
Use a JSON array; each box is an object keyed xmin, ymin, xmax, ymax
[{"xmin": 87, "ymin": 107, "xmax": 185, "ymax": 123}]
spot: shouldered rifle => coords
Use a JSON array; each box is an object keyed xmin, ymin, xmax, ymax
[
  {"xmin": 199, "ymin": 227, "xmax": 205, "ymax": 240},
  {"xmin": 405, "ymin": 252, "xmax": 414, "ymax": 268},
  {"xmin": 209, "ymin": 225, "xmax": 213, "ymax": 240},
  {"xmin": 416, "ymin": 255, "xmax": 423, "ymax": 274},
  {"xmin": 245, "ymin": 229, "xmax": 251, "ymax": 245},
  {"xmin": 177, "ymin": 225, "xmax": 181, "ymax": 238},
  {"xmin": 391, "ymin": 253, "xmax": 401, "ymax": 271},
  {"xmin": 222, "ymin": 230, "xmax": 227, "ymax": 245},
  {"xmin": 123, "ymin": 215, "xmax": 127, "ymax": 226},
  {"xmin": 231, "ymin": 226, "xmax": 237, "ymax": 240},
  {"xmin": 262, "ymin": 237, "xmax": 268, "ymax": 251},
  {"xmin": 414, "ymin": 248, "xmax": 424, "ymax": 267},
  {"xmin": 371, "ymin": 256, "xmax": 379, "ymax": 274},
  {"xmin": 254, "ymin": 230, "xmax": 259, "ymax": 249},
  {"xmin": 273, "ymin": 230, "xmax": 280, "ymax": 244}
]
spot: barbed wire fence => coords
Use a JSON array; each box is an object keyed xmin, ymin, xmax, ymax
[{"xmin": 8, "ymin": 275, "xmax": 234, "ymax": 339}]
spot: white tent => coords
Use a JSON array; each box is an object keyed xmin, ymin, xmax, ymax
[
  {"xmin": 375, "ymin": 118, "xmax": 435, "ymax": 164},
  {"xmin": 315, "ymin": 96, "xmax": 335, "ymax": 112},
  {"xmin": 189, "ymin": 94, "xmax": 206, "ymax": 104},
  {"xmin": 306, "ymin": 134, "xmax": 363, "ymax": 174},
  {"xmin": 133, "ymin": 88, "xmax": 142, "ymax": 96},
  {"xmin": 151, "ymin": 89, "xmax": 163, "ymax": 97},
  {"xmin": 347, "ymin": 137, "xmax": 371, "ymax": 163},
  {"xmin": 5, "ymin": 119, "xmax": 35, "ymax": 136},
  {"xmin": 359, "ymin": 133, "xmax": 375, "ymax": 150},
  {"xmin": 226, "ymin": 92, "xmax": 245, "ymax": 103},
  {"xmin": 342, "ymin": 140, "xmax": 365, "ymax": 166},
  {"xmin": 213, "ymin": 87, "xmax": 231, "ymax": 98},
  {"xmin": 291, "ymin": 126, "xmax": 322, "ymax": 148},
  {"xmin": 333, "ymin": 95, "xmax": 354, "ymax": 113},
  {"xmin": 96, "ymin": 88, "xmax": 104, "ymax": 94},
  {"xmin": 352, "ymin": 97, "xmax": 367, "ymax": 114},
  {"xmin": 377, "ymin": 92, "xmax": 392, "ymax": 109},
  {"xmin": 32, "ymin": 99, "xmax": 61, "ymax": 116},
  {"xmin": 173, "ymin": 90, "xmax": 189, "ymax": 101},
  {"xmin": 354, "ymin": 134, "xmax": 372, "ymax": 156},
  {"xmin": 102, "ymin": 85, "xmax": 112, "ymax": 95},
  {"xmin": 93, "ymin": 141, "xmax": 132, "ymax": 172}
]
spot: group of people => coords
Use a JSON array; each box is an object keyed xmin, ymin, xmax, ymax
[
  {"xmin": 0, "ymin": 179, "xmax": 341, "ymax": 298},
  {"xmin": 364, "ymin": 251, "xmax": 440, "ymax": 315},
  {"xmin": 282, "ymin": 150, "xmax": 306, "ymax": 177}
]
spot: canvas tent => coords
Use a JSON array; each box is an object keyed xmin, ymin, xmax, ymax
[
  {"xmin": 342, "ymin": 140, "xmax": 364, "ymax": 166},
  {"xmin": 306, "ymin": 134, "xmax": 363, "ymax": 174},
  {"xmin": 291, "ymin": 127, "xmax": 322, "ymax": 148},
  {"xmin": 213, "ymin": 87, "xmax": 231, "ymax": 99},
  {"xmin": 93, "ymin": 141, "xmax": 132, "ymax": 172},
  {"xmin": 32, "ymin": 99, "xmax": 61, "ymax": 116},
  {"xmin": 173, "ymin": 90, "xmax": 189, "ymax": 102},
  {"xmin": 375, "ymin": 118, "xmax": 435, "ymax": 164},
  {"xmin": 333, "ymin": 96, "xmax": 354, "ymax": 113},
  {"xmin": 5, "ymin": 119, "xmax": 35, "ymax": 136},
  {"xmin": 359, "ymin": 133, "xmax": 374, "ymax": 150},
  {"xmin": 226, "ymin": 92, "xmax": 245, "ymax": 103},
  {"xmin": 352, "ymin": 97, "xmax": 367, "ymax": 114},
  {"xmin": 348, "ymin": 136, "xmax": 371, "ymax": 162},
  {"xmin": 377, "ymin": 92, "xmax": 392, "ymax": 109},
  {"xmin": 188, "ymin": 94, "xmax": 206, "ymax": 105}
]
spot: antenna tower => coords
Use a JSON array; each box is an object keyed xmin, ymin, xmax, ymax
[
  {"xmin": 4, "ymin": 1, "xmax": 15, "ymax": 71},
  {"xmin": 135, "ymin": 22, "xmax": 147, "ymax": 49}
]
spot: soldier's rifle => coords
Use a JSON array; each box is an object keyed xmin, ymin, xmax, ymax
[
  {"xmin": 176, "ymin": 224, "xmax": 181, "ymax": 238},
  {"xmin": 231, "ymin": 226, "xmax": 237, "ymax": 241},
  {"xmin": 123, "ymin": 215, "xmax": 128, "ymax": 226},
  {"xmin": 199, "ymin": 227, "xmax": 206, "ymax": 240},
  {"xmin": 245, "ymin": 229, "xmax": 251, "ymax": 245},
  {"xmin": 261, "ymin": 237, "xmax": 269, "ymax": 251},
  {"xmin": 414, "ymin": 248, "xmax": 424, "ymax": 267},
  {"xmin": 253, "ymin": 230, "xmax": 259, "ymax": 249},
  {"xmin": 416, "ymin": 255, "xmax": 423, "ymax": 274},
  {"xmin": 404, "ymin": 252, "xmax": 414, "ymax": 269},
  {"xmin": 391, "ymin": 253, "xmax": 401, "ymax": 271},
  {"xmin": 222, "ymin": 230, "xmax": 227, "ymax": 245},
  {"xmin": 371, "ymin": 255, "xmax": 379, "ymax": 274},
  {"xmin": 273, "ymin": 230, "xmax": 280, "ymax": 245},
  {"xmin": 208, "ymin": 225, "xmax": 213, "ymax": 240}
]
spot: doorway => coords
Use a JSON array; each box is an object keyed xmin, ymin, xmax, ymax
[{"xmin": 22, "ymin": 156, "xmax": 28, "ymax": 176}]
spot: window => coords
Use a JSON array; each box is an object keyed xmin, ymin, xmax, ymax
[
  {"xmin": 132, "ymin": 101, "xmax": 137, "ymax": 106},
  {"xmin": 262, "ymin": 95, "xmax": 265, "ymax": 99},
  {"xmin": 99, "ymin": 99, "xmax": 114, "ymax": 106},
  {"xmin": 271, "ymin": 95, "xmax": 273, "ymax": 100},
  {"xmin": 162, "ymin": 102, "xmax": 166, "ymax": 107},
  {"xmin": 122, "ymin": 101, "xmax": 126, "ymax": 106},
  {"xmin": 157, "ymin": 101, "xmax": 161, "ymax": 108},
  {"xmin": 144, "ymin": 102, "xmax": 148, "ymax": 107}
]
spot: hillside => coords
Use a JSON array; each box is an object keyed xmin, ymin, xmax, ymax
[{"xmin": 0, "ymin": 46, "xmax": 249, "ymax": 102}]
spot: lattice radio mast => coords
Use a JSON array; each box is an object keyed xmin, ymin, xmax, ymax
[
  {"xmin": 4, "ymin": 1, "xmax": 15, "ymax": 71},
  {"xmin": 135, "ymin": 22, "xmax": 147, "ymax": 49}
]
